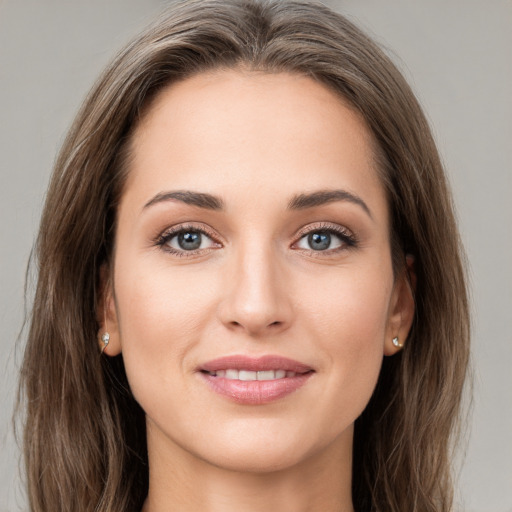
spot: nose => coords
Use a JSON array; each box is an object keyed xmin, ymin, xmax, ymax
[{"xmin": 217, "ymin": 242, "xmax": 293, "ymax": 337}]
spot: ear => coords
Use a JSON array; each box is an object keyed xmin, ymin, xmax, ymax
[
  {"xmin": 384, "ymin": 254, "xmax": 416, "ymax": 356},
  {"xmin": 97, "ymin": 264, "xmax": 122, "ymax": 356}
]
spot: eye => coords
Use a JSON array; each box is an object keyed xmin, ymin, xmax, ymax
[
  {"xmin": 296, "ymin": 231, "xmax": 343, "ymax": 251},
  {"xmin": 294, "ymin": 225, "xmax": 357, "ymax": 253},
  {"xmin": 157, "ymin": 225, "xmax": 220, "ymax": 255}
]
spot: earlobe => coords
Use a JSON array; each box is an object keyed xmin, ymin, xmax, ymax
[
  {"xmin": 97, "ymin": 264, "xmax": 122, "ymax": 356},
  {"xmin": 391, "ymin": 336, "xmax": 403, "ymax": 349},
  {"xmin": 100, "ymin": 332, "xmax": 110, "ymax": 354},
  {"xmin": 384, "ymin": 255, "xmax": 416, "ymax": 356}
]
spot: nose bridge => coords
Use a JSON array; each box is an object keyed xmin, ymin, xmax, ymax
[{"xmin": 219, "ymin": 234, "xmax": 291, "ymax": 335}]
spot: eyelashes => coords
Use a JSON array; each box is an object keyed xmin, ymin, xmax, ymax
[
  {"xmin": 294, "ymin": 223, "xmax": 357, "ymax": 253},
  {"xmin": 155, "ymin": 221, "xmax": 358, "ymax": 258},
  {"xmin": 155, "ymin": 223, "xmax": 221, "ymax": 257}
]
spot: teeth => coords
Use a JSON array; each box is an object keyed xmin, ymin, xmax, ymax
[
  {"xmin": 257, "ymin": 370, "xmax": 275, "ymax": 381},
  {"xmin": 225, "ymin": 369, "xmax": 239, "ymax": 380},
  {"xmin": 208, "ymin": 369, "xmax": 297, "ymax": 380},
  {"xmin": 239, "ymin": 370, "xmax": 257, "ymax": 381}
]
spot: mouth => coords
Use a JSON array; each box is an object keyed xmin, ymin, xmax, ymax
[
  {"xmin": 198, "ymin": 355, "xmax": 315, "ymax": 405},
  {"xmin": 202, "ymin": 369, "xmax": 306, "ymax": 380}
]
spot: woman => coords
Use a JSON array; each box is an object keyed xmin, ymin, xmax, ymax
[{"xmin": 19, "ymin": 0, "xmax": 470, "ymax": 510}]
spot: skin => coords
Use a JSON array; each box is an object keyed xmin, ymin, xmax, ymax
[{"xmin": 100, "ymin": 70, "xmax": 414, "ymax": 512}]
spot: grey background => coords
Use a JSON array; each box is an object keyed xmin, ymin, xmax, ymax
[{"xmin": 1, "ymin": 0, "xmax": 510, "ymax": 510}]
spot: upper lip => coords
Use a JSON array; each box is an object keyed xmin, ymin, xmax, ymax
[{"xmin": 199, "ymin": 355, "xmax": 314, "ymax": 374}]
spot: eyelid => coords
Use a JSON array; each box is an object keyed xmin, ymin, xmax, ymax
[
  {"xmin": 153, "ymin": 221, "xmax": 357, "ymax": 257},
  {"xmin": 155, "ymin": 222, "xmax": 223, "ymax": 255},
  {"xmin": 292, "ymin": 221, "xmax": 358, "ymax": 252},
  {"xmin": 295, "ymin": 221, "xmax": 353, "ymax": 239}
]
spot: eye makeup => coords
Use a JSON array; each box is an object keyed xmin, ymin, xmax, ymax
[
  {"xmin": 155, "ymin": 223, "xmax": 222, "ymax": 257},
  {"xmin": 153, "ymin": 219, "xmax": 358, "ymax": 260}
]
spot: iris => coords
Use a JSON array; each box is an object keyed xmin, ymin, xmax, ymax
[
  {"xmin": 178, "ymin": 231, "xmax": 202, "ymax": 250},
  {"xmin": 308, "ymin": 232, "xmax": 331, "ymax": 251}
]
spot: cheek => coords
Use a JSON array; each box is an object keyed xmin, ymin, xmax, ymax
[
  {"xmin": 117, "ymin": 253, "xmax": 219, "ymax": 332},
  {"xmin": 114, "ymin": 260, "xmax": 219, "ymax": 399},
  {"xmin": 301, "ymin": 261, "xmax": 393, "ymax": 348},
  {"xmin": 298, "ymin": 263, "xmax": 393, "ymax": 417}
]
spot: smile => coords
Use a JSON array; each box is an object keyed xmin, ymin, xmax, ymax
[
  {"xmin": 198, "ymin": 355, "xmax": 314, "ymax": 404},
  {"xmin": 204, "ymin": 369, "xmax": 299, "ymax": 380}
]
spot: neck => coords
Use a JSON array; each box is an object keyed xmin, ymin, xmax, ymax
[{"xmin": 142, "ymin": 421, "xmax": 355, "ymax": 512}]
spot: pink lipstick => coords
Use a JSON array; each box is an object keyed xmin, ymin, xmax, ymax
[{"xmin": 198, "ymin": 355, "xmax": 314, "ymax": 405}]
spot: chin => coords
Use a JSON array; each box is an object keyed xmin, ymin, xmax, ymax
[
  {"xmin": 183, "ymin": 419, "xmax": 343, "ymax": 474},
  {"xmin": 200, "ymin": 442, "xmax": 311, "ymax": 474}
]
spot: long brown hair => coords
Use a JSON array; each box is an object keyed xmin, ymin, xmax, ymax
[{"xmin": 19, "ymin": 1, "xmax": 470, "ymax": 510}]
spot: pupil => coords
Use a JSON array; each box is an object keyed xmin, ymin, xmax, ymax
[
  {"xmin": 178, "ymin": 231, "xmax": 201, "ymax": 250},
  {"xmin": 308, "ymin": 232, "xmax": 331, "ymax": 251}
]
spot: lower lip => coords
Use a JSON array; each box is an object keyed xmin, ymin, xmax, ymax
[{"xmin": 199, "ymin": 372, "xmax": 313, "ymax": 405}]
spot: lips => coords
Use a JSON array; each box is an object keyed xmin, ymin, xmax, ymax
[
  {"xmin": 198, "ymin": 355, "xmax": 314, "ymax": 405},
  {"xmin": 200, "ymin": 355, "xmax": 313, "ymax": 373}
]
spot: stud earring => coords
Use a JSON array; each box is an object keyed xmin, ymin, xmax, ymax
[
  {"xmin": 101, "ymin": 332, "xmax": 110, "ymax": 354},
  {"xmin": 392, "ymin": 336, "xmax": 403, "ymax": 348}
]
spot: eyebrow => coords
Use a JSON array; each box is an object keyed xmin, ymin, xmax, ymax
[
  {"xmin": 143, "ymin": 190, "xmax": 224, "ymax": 211},
  {"xmin": 288, "ymin": 189, "xmax": 372, "ymax": 219},
  {"xmin": 143, "ymin": 188, "xmax": 372, "ymax": 218}
]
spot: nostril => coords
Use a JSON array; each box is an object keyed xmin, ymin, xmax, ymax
[{"xmin": 227, "ymin": 319, "xmax": 283, "ymax": 332}]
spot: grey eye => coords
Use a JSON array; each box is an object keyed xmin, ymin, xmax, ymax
[
  {"xmin": 167, "ymin": 230, "xmax": 215, "ymax": 251},
  {"xmin": 296, "ymin": 230, "xmax": 344, "ymax": 251},
  {"xmin": 177, "ymin": 231, "xmax": 202, "ymax": 250},
  {"xmin": 308, "ymin": 232, "xmax": 331, "ymax": 251}
]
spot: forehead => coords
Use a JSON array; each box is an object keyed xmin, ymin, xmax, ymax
[{"xmin": 122, "ymin": 69, "xmax": 387, "ymax": 220}]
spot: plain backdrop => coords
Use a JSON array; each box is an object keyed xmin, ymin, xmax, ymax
[{"xmin": 1, "ymin": 0, "xmax": 510, "ymax": 510}]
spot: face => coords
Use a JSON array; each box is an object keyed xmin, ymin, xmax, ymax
[{"xmin": 103, "ymin": 70, "xmax": 413, "ymax": 473}]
